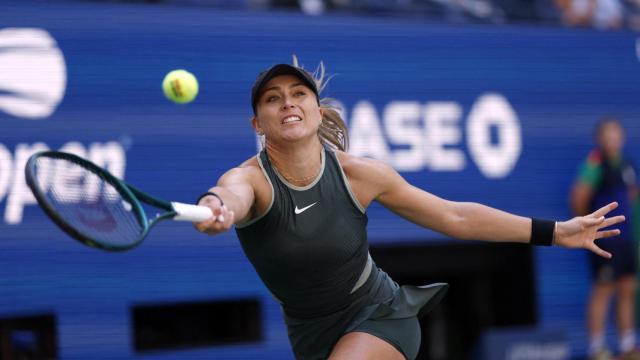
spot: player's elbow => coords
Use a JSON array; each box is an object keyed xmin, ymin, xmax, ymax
[{"xmin": 440, "ymin": 201, "xmax": 474, "ymax": 240}]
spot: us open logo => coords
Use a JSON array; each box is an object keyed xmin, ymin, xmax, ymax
[{"xmin": 0, "ymin": 28, "xmax": 67, "ymax": 119}]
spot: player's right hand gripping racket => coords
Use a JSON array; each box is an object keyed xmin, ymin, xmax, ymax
[{"xmin": 25, "ymin": 151, "xmax": 213, "ymax": 251}]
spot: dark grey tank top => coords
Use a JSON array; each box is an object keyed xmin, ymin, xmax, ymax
[{"xmin": 235, "ymin": 147, "xmax": 370, "ymax": 317}]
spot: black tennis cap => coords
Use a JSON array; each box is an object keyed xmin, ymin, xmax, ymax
[{"xmin": 251, "ymin": 64, "xmax": 319, "ymax": 114}]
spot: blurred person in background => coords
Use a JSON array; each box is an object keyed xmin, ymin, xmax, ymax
[
  {"xmin": 554, "ymin": 0, "xmax": 623, "ymax": 29},
  {"xmin": 571, "ymin": 118, "xmax": 639, "ymax": 360}
]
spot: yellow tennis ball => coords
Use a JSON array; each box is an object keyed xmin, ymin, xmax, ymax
[{"xmin": 162, "ymin": 69, "xmax": 199, "ymax": 104}]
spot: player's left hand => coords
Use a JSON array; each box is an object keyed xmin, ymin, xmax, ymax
[{"xmin": 554, "ymin": 202, "xmax": 625, "ymax": 258}]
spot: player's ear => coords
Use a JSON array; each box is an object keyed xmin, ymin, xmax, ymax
[
  {"xmin": 251, "ymin": 116, "xmax": 264, "ymax": 136},
  {"xmin": 318, "ymin": 107, "xmax": 325, "ymax": 126}
]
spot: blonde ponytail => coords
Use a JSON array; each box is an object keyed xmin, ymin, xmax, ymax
[{"xmin": 292, "ymin": 55, "xmax": 349, "ymax": 151}]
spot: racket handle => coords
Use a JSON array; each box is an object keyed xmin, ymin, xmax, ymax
[{"xmin": 171, "ymin": 202, "xmax": 214, "ymax": 222}]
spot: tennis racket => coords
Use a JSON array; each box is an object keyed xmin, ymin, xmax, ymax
[{"xmin": 25, "ymin": 151, "xmax": 213, "ymax": 251}]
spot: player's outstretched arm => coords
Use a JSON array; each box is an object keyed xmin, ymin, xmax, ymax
[
  {"xmin": 193, "ymin": 166, "xmax": 256, "ymax": 236},
  {"xmin": 357, "ymin": 157, "xmax": 623, "ymax": 257}
]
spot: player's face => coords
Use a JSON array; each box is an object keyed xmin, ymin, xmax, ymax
[
  {"xmin": 253, "ymin": 75, "xmax": 322, "ymax": 144},
  {"xmin": 598, "ymin": 121, "xmax": 624, "ymax": 157}
]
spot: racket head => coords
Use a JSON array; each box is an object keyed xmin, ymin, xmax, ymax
[{"xmin": 25, "ymin": 151, "xmax": 149, "ymax": 251}]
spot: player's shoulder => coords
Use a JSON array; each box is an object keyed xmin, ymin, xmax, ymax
[
  {"xmin": 334, "ymin": 150, "xmax": 397, "ymax": 182},
  {"xmin": 335, "ymin": 150, "xmax": 386, "ymax": 170},
  {"xmin": 239, "ymin": 155, "xmax": 261, "ymax": 170},
  {"xmin": 219, "ymin": 156, "xmax": 263, "ymax": 183}
]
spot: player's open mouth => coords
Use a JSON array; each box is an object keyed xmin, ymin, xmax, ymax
[{"xmin": 282, "ymin": 115, "xmax": 302, "ymax": 124}]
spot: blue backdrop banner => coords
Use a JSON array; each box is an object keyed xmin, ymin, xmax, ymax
[{"xmin": 1, "ymin": 1, "xmax": 640, "ymax": 358}]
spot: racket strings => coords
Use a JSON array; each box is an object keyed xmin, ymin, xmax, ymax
[{"xmin": 34, "ymin": 157, "xmax": 143, "ymax": 247}]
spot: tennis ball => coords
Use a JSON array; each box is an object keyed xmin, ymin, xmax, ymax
[{"xmin": 162, "ymin": 69, "xmax": 199, "ymax": 104}]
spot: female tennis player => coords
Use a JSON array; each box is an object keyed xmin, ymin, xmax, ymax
[{"xmin": 193, "ymin": 60, "xmax": 624, "ymax": 360}]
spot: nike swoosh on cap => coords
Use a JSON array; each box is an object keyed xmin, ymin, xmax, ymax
[{"xmin": 294, "ymin": 202, "xmax": 317, "ymax": 215}]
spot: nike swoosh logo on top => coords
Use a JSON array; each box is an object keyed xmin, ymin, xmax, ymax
[{"xmin": 294, "ymin": 202, "xmax": 317, "ymax": 215}]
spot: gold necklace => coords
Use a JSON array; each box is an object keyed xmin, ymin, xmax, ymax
[{"xmin": 270, "ymin": 157, "xmax": 320, "ymax": 185}]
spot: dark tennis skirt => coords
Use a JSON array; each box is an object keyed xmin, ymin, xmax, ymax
[{"xmin": 282, "ymin": 267, "xmax": 448, "ymax": 360}]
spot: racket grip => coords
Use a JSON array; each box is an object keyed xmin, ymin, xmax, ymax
[{"xmin": 171, "ymin": 202, "xmax": 214, "ymax": 222}]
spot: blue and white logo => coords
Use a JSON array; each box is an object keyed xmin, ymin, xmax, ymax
[{"xmin": 0, "ymin": 28, "xmax": 67, "ymax": 119}]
